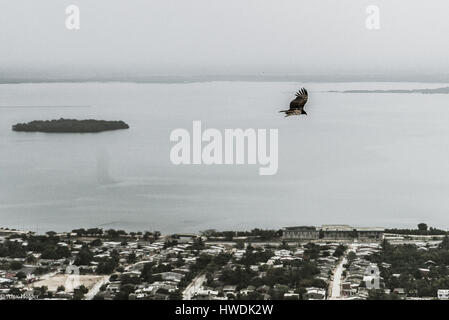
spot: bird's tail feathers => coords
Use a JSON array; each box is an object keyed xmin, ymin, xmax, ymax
[{"xmin": 280, "ymin": 110, "xmax": 293, "ymax": 117}]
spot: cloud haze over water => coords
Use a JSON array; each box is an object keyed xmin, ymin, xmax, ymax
[{"xmin": 1, "ymin": 1, "xmax": 449, "ymax": 80}]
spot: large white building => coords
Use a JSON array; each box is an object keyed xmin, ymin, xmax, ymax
[{"xmin": 282, "ymin": 225, "xmax": 384, "ymax": 241}]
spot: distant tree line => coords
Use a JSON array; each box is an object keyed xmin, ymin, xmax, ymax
[
  {"xmin": 0, "ymin": 234, "xmax": 71, "ymax": 260},
  {"xmin": 385, "ymin": 223, "xmax": 448, "ymax": 236},
  {"xmin": 71, "ymin": 228, "xmax": 161, "ymax": 241},
  {"xmin": 202, "ymin": 229, "xmax": 283, "ymax": 241}
]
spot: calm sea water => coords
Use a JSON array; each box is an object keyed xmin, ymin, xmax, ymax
[{"xmin": 1, "ymin": 81, "xmax": 449, "ymax": 233}]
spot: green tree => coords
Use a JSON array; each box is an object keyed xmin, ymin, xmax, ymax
[
  {"xmin": 235, "ymin": 241, "xmax": 245, "ymax": 249},
  {"xmin": 368, "ymin": 289, "xmax": 400, "ymax": 300},
  {"xmin": 78, "ymin": 285, "xmax": 89, "ymax": 294},
  {"xmin": 127, "ymin": 252, "xmax": 137, "ymax": 264},
  {"xmin": 347, "ymin": 251, "xmax": 356, "ymax": 262},
  {"xmin": 9, "ymin": 287, "xmax": 23, "ymax": 296},
  {"xmin": 333, "ymin": 245, "xmax": 347, "ymax": 258},
  {"xmin": 169, "ymin": 290, "xmax": 183, "ymax": 300},
  {"xmin": 90, "ymin": 239, "xmax": 103, "ymax": 247},
  {"xmin": 46, "ymin": 231, "xmax": 57, "ymax": 237},
  {"xmin": 73, "ymin": 289, "xmax": 85, "ymax": 300},
  {"xmin": 74, "ymin": 245, "xmax": 93, "ymax": 266},
  {"xmin": 418, "ymin": 223, "xmax": 428, "ymax": 232},
  {"xmin": 141, "ymin": 263, "xmax": 154, "ymax": 282},
  {"xmin": 33, "ymin": 286, "xmax": 48, "ymax": 298},
  {"xmin": 114, "ymin": 284, "xmax": 135, "ymax": 300},
  {"xmin": 9, "ymin": 260, "xmax": 23, "ymax": 270},
  {"xmin": 439, "ymin": 236, "xmax": 449, "ymax": 250},
  {"xmin": 25, "ymin": 255, "xmax": 37, "ymax": 264}
]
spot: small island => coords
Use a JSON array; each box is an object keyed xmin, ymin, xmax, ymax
[{"xmin": 12, "ymin": 118, "xmax": 130, "ymax": 133}]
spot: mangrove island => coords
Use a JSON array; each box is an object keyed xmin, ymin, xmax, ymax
[{"xmin": 12, "ymin": 118, "xmax": 130, "ymax": 133}]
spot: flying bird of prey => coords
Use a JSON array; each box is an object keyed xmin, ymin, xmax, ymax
[{"xmin": 279, "ymin": 88, "xmax": 309, "ymax": 117}]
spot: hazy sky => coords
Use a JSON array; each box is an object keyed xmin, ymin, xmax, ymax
[{"xmin": 1, "ymin": 0, "xmax": 449, "ymax": 78}]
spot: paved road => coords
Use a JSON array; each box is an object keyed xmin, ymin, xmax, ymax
[
  {"xmin": 85, "ymin": 276, "xmax": 109, "ymax": 300},
  {"xmin": 330, "ymin": 257, "xmax": 346, "ymax": 299},
  {"xmin": 329, "ymin": 243, "xmax": 357, "ymax": 299},
  {"xmin": 182, "ymin": 274, "xmax": 206, "ymax": 300}
]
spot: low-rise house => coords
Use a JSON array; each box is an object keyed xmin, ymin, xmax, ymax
[
  {"xmin": 305, "ymin": 287, "xmax": 326, "ymax": 300},
  {"xmin": 437, "ymin": 289, "xmax": 449, "ymax": 300},
  {"xmin": 106, "ymin": 282, "xmax": 121, "ymax": 293},
  {"xmin": 249, "ymin": 265, "xmax": 259, "ymax": 272},
  {"xmin": 257, "ymin": 285, "xmax": 270, "ymax": 293},
  {"xmin": 284, "ymin": 292, "xmax": 300, "ymax": 299},
  {"xmin": 424, "ymin": 260, "xmax": 436, "ymax": 267},
  {"xmin": 393, "ymin": 288, "xmax": 406, "ymax": 298},
  {"xmin": 223, "ymin": 285, "xmax": 237, "ymax": 293},
  {"xmin": 158, "ymin": 272, "xmax": 184, "ymax": 282},
  {"xmin": 418, "ymin": 268, "xmax": 430, "ymax": 276},
  {"xmin": 195, "ymin": 289, "xmax": 219, "ymax": 300}
]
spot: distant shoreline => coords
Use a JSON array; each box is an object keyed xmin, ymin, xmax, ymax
[
  {"xmin": 331, "ymin": 86, "xmax": 449, "ymax": 94},
  {"xmin": 1, "ymin": 75, "xmax": 449, "ymax": 84}
]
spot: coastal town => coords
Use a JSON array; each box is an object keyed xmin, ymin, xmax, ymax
[{"xmin": 1, "ymin": 224, "xmax": 449, "ymax": 300}]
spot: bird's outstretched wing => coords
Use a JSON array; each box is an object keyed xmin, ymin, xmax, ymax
[{"xmin": 289, "ymin": 88, "xmax": 308, "ymax": 111}]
